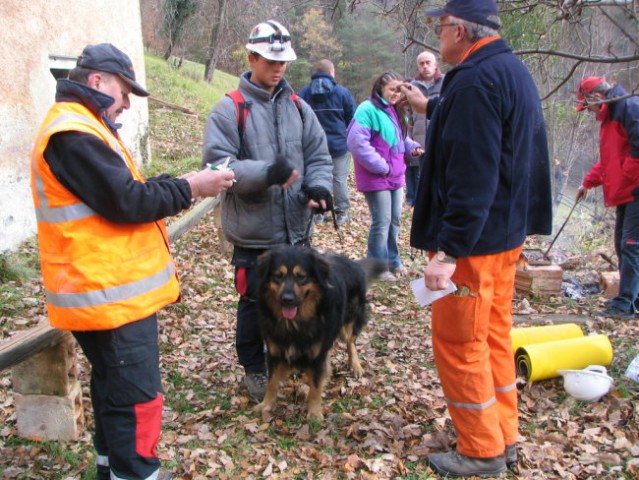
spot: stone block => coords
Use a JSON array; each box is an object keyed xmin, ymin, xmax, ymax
[
  {"xmin": 12, "ymin": 335, "xmax": 78, "ymax": 395},
  {"xmin": 515, "ymin": 264, "xmax": 563, "ymax": 297},
  {"xmin": 599, "ymin": 271, "xmax": 620, "ymax": 299},
  {"xmin": 15, "ymin": 381, "xmax": 84, "ymax": 441}
]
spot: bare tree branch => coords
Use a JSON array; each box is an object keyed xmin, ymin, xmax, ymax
[
  {"xmin": 515, "ymin": 49, "xmax": 639, "ymax": 63},
  {"xmin": 541, "ymin": 60, "xmax": 585, "ymax": 101}
]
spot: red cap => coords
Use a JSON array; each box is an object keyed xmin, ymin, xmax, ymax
[{"xmin": 576, "ymin": 76, "xmax": 606, "ymax": 112}]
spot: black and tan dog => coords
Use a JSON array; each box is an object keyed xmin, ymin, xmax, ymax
[{"xmin": 255, "ymin": 245, "xmax": 385, "ymax": 420}]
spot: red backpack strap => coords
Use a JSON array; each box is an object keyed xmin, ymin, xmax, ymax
[
  {"xmin": 290, "ymin": 92, "xmax": 304, "ymax": 121},
  {"xmin": 226, "ymin": 90, "xmax": 249, "ymax": 139}
]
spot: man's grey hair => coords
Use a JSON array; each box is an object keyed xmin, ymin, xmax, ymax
[
  {"xmin": 592, "ymin": 81, "xmax": 612, "ymax": 95},
  {"xmin": 449, "ymin": 15, "xmax": 499, "ymax": 43},
  {"xmin": 68, "ymin": 66, "xmax": 114, "ymax": 85}
]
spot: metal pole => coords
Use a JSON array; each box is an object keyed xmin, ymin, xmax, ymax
[{"xmin": 544, "ymin": 200, "xmax": 579, "ymax": 260}]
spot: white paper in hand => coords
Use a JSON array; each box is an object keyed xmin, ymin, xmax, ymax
[{"xmin": 410, "ymin": 278, "xmax": 457, "ymax": 306}]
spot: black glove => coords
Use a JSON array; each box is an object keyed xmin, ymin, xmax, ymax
[
  {"xmin": 266, "ymin": 153, "xmax": 295, "ymax": 186},
  {"xmin": 302, "ymin": 185, "xmax": 333, "ymax": 214}
]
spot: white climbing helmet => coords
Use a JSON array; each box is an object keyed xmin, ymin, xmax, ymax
[
  {"xmin": 557, "ymin": 365, "xmax": 614, "ymax": 402},
  {"xmin": 245, "ymin": 20, "xmax": 297, "ymax": 62}
]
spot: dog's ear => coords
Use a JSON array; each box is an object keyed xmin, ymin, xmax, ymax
[{"xmin": 311, "ymin": 250, "xmax": 332, "ymax": 291}]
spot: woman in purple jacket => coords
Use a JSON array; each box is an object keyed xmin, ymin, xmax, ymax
[{"xmin": 347, "ymin": 71, "xmax": 422, "ymax": 281}]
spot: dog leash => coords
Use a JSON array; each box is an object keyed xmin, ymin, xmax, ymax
[
  {"xmin": 302, "ymin": 204, "xmax": 345, "ymax": 246},
  {"xmin": 327, "ymin": 206, "xmax": 345, "ymax": 245}
]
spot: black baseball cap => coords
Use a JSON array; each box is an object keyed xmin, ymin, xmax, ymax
[
  {"xmin": 77, "ymin": 43, "xmax": 150, "ymax": 97},
  {"xmin": 426, "ymin": 0, "xmax": 501, "ymax": 30}
]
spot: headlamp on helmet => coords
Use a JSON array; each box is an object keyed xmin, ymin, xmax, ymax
[{"xmin": 246, "ymin": 20, "xmax": 297, "ymax": 62}]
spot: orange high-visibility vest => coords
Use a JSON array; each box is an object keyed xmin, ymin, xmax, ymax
[{"xmin": 30, "ymin": 101, "xmax": 180, "ymax": 330}]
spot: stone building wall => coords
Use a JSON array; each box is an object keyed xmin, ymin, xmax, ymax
[{"xmin": 0, "ymin": 1, "xmax": 149, "ymax": 252}]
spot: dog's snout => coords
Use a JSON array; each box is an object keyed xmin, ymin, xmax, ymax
[{"xmin": 280, "ymin": 290, "xmax": 298, "ymax": 306}]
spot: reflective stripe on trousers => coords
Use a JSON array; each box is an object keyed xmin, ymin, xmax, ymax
[{"xmin": 431, "ymin": 246, "xmax": 522, "ymax": 458}]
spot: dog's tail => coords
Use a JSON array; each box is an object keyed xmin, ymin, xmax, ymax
[{"xmin": 356, "ymin": 259, "xmax": 389, "ymax": 284}]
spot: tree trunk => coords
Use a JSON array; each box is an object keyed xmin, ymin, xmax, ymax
[{"xmin": 204, "ymin": 0, "xmax": 228, "ymax": 83}]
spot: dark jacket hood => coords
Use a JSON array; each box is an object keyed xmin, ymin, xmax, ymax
[{"xmin": 308, "ymin": 72, "xmax": 337, "ymax": 96}]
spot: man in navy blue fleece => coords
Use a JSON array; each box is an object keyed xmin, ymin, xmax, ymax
[
  {"xmin": 400, "ymin": 0, "xmax": 552, "ymax": 476},
  {"xmin": 299, "ymin": 59, "xmax": 357, "ymax": 225}
]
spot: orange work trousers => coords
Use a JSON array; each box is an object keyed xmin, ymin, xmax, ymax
[{"xmin": 430, "ymin": 246, "xmax": 522, "ymax": 458}]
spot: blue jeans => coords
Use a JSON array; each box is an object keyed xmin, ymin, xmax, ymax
[
  {"xmin": 363, "ymin": 188, "xmax": 404, "ymax": 270},
  {"xmin": 611, "ymin": 197, "xmax": 639, "ymax": 313},
  {"xmin": 332, "ymin": 152, "xmax": 351, "ymax": 215},
  {"xmin": 405, "ymin": 165, "xmax": 420, "ymax": 206}
]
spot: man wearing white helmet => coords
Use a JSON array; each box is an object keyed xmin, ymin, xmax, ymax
[{"xmin": 202, "ymin": 20, "xmax": 333, "ymax": 402}]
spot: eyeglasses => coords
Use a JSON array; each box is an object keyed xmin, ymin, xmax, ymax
[{"xmin": 434, "ymin": 23, "xmax": 459, "ymax": 35}]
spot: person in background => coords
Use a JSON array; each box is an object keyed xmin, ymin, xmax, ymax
[
  {"xmin": 30, "ymin": 43, "xmax": 234, "ymax": 480},
  {"xmin": 405, "ymin": 51, "xmax": 444, "ymax": 207},
  {"xmin": 299, "ymin": 59, "xmax": 357, "ymax": 225},
  {"xmin": 575, "ymin": 76, "xmax": 639, "ymax": 321},
  {"xmin": 400, "ymin": 0, "xmax": 552, "ymax": 476},
  {"xmin": 347, "ymin": 71, "xmax": 423, "ymax": 282},
  {"xmin": 202, "ymin": 20, "xmax": 333, "ymax": 402}
]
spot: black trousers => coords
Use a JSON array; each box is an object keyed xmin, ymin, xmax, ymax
[
  {"xmin": 232, "ymin": 247, "xmax": 267, "ymax": 374},
  {"xmin": 73, "ymin": 314, "xmax": 163, "ymax": 480}
]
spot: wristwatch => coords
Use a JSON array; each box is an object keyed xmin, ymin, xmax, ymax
[{"xmin": 435, "ymin": 251, "xmax": 457, "ymax": 264}]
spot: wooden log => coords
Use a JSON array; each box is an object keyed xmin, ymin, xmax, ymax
[
  {"xmin": 168, "ymin": 196, "xmax": 219, "ymax": 243},
  {"xmin": 148, "ymin": 96, "xmax": 197, "ymax": 116},
  {"xmin": 0, "ymin": 323, "xmax": 70, "ymax": 371}
]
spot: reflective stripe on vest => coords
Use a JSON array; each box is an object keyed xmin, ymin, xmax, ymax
[
  {"xmin": 46, "ymin": 261, "xmax": 175, "ymax": 308},
  {"xmin": 32, "ymin": 112, "xmax": 126, "ymax": 224}
]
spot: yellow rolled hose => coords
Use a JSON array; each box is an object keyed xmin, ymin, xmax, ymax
[
  {"xmin": 510, "ymin": 323, "xmax": 584, "ymax": 353},
  {"xmin": 515, "ymin": 334, "xmax": 613, "ymax": 382}
]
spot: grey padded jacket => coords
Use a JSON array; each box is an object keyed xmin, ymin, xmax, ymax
[{"xmin": 202, "ymin": 72, "xmax": 332, "ymax": 248}]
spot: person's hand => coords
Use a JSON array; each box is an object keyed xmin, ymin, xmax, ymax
[
  {"xmin": 399, "ymin": 83, "xmax": 428, "ymax": 114},
  {"xmin": 575, "ymin": 185, "xmax": 588, "ymax": 203},
  {"xmin": 267, "ymin": 153, "xmax": 299, "ymax": 188},
  {"xmin": 411, "ymin": 147, "xmax": 424, "ymax": 157},
  {"xmin": 180, "ymin": 171, "xmax": 197, "ymax": 180},
  {"xmin": 302, "ymin": 185, "xmax": 333, "ymax": 214},
  {"xmin": 425, "ymin": 256, "xmax": 457, "ymax": 291},
  {"xmin": 187, "ymin": 169, "xmax": 235, "ymax": 199}
]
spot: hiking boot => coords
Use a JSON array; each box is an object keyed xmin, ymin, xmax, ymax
[
  {"xmin": 243, "ymin": 372, "xmax": 267, "ymax": 402},
  {"xmin": 392, "ymin": 265, "xmax": 408, "ymax": 278},
  {"xmin": 336, "ymin": 213, "xmax": 350, "ymax": 226},
  {"xmin": 505, "ymin": 443, "xmax": 517, "ymax": 467},
  {"xmin": 379, "ymin": 271, "xmax": 397, "ymax": 282},
  {"xmin": 595, "ymin": 305, "xmax": 636, "ymax": 321},
  {"xmin": 313, "ymin": 214, "xmax": 326, "ymax": 225},
  {"xmin": 427, "ymin": 451, "xmax": 506, "ymax": 478}
]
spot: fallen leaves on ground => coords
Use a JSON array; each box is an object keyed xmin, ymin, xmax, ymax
[{"xmin": 1, "ymin": 191, "xmax": 638, "ymax": 479}]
